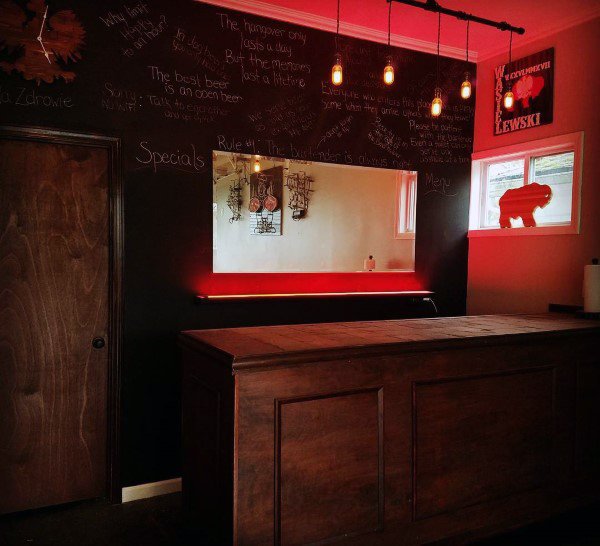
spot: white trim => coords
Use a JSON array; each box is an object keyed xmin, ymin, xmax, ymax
[
  {"xmin": 472, "ymin": 132, "xmax": 585, "ymax": 162},
  {"xmin": 395, "ymin": 171, "xmax": 417, "ymax": 239},
  {"xmin": 196, "ymin": 0, "xmax": 478, "ymax": 61},
  {"xmin": 477, "ymin": 8, "xmax": 600, "ymax": 62},
  {"xmin": 468, "ymin": 132, "xmax": 584, "ymax": 237},
  {"xmin": 468, "ymin": 225, "xmax": 579, "ymax": 238},
  {"xmin": 122, "ymin": 478, "xmax": 182, "ymax": 502}
]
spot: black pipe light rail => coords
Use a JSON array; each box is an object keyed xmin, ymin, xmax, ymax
[{"xmin": 387, "ymin": 0, "xmax": 526, "ymax": 35}]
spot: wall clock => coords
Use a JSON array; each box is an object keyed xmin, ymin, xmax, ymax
[{"xmin": 0, "ymin": 0, "xmax": 85, "ymax": 84}]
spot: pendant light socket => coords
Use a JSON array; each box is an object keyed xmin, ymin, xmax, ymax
[
  {"xmin": 383, "ymin": 57, "xmax": 394, "ymax": 85},
  {"xmin": 331, "ymin": 53, "xmax": 343, "ymax": 86},
  {"xmin": 461, "ymin": 72, "xmax": 472, "ymax": 99},
  {"xmin": 431, "ymin": 88, "xmax": 443, "ymax": 117}
]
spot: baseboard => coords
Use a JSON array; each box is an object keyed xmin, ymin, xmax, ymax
[{"xmin": 121, "ymin": 478, "xmax": 182, "ymax": 503}]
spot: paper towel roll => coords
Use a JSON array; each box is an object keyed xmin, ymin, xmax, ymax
[{"xmin": 583, "ymin": 261, "xmax": 600, "ymax": 313}]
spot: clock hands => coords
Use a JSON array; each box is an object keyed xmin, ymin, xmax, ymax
[
  {"xmin": 36, "ymin": 6, "xmax": 48, "ymax": 40},
  {"xmin": 37, "ymin": 5, "xmax": 52, "ymax": 64}
]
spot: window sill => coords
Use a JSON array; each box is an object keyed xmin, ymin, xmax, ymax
[{"xmin": 468, "ymin": 225, "xmax": 579, "ymax": 237}]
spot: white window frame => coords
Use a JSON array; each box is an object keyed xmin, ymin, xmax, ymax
[
  {"xmin": 212, "ymin": 202, "xmax": 218, "ymax": 250},
  {"xmin": 395, "ymin": 171, "xmax": 418, "ymax": 239},
  {"xmin": 469, "ymin": 132, "xmax": 584, "ymax": 237}
]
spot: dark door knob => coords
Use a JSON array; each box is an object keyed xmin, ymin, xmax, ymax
[{"xmin": 92, "ymin": 337, "xmax": 106, "ymax": 349}]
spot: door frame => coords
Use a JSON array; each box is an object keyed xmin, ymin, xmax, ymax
[{"xmin": 0, "ymin": 125, "xmax": 124, "ymax": 503}]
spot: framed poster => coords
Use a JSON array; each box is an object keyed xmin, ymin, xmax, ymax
[{"xmin": 494, "ymin": 48, "xmax": 554, "ymax": 136}]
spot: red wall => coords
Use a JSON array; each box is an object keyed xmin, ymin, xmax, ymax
[{"xmin": 467, "ymin": 17, "xmax": 600, "ymax": 314}]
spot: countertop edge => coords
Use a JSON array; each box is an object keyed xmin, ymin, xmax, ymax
[{"xmin": 179, "ymin": 317, "xmax": 600, "ymax": 373}]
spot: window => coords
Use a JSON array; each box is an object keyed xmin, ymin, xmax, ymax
[
  {"xmin": 213, "ymin": 202, "xmax": 218, "ymax": 250},
  {"xmin": 395, "ymin": 171, "xmax": 418, "ymax": 239},
  {"xmin": 530, "ymin": 152, "xmax": 574, "ymax": 225},
  {"xmin": 469, "ymin": 132, "xmax": 583, "ymax": 236},
  {"xmin": 481, "ymin": 159, "xmax": 525, "ymax": 228}
]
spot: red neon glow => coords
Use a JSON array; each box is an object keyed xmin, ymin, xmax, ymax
[
  {"xmin": 194, "ymin": 271, "xmax": 424, "ymax": 297},
  {"xmin": 198, "ymin": 289, "xmax": 432, "ymax": 300}
]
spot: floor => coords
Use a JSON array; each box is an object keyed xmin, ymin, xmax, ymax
[{"xmin": 0, "ymin": 494, "xmax": 598, "ymax": 546}]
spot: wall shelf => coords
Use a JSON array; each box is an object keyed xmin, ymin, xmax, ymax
[{"xmin": 196, "ymin": 290, "xmax": 434, "ymax": 303}]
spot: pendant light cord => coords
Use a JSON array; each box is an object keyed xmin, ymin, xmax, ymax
[
  {"xmin": 336, "ymin": 0, "xmax": 340, "ymax": 36},
  {"xmin": 508, "ymin": 30, "xmax": 513, "ymax": 64},
  {"xmin": 466, "ymin": 20, "xmax": 469, "ymax": 63},
  {"xmin": 436, "ymin": 11, "xmax": 440, "ymax": 87},
  {"xmin": 387, "ymin": 0, "xmax": 392, "ymax": 47}
]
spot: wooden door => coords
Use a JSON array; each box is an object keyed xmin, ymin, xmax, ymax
[{"xmin": 0, "ymin": 136, "xmax": 111, "ymax": 513}]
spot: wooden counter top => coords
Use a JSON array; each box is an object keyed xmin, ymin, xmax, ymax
[{"xmin": 180, "ymin": 313, "xmax": 600, "ymax": 372}]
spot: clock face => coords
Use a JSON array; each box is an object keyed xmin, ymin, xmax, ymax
[{"xmin": 0, "ymin": 0, "xmax": 85, "ymax": 84}]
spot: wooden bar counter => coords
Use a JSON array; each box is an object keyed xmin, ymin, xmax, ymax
[{"xmin": 179, "ymin": 314, "xmax": 600, "ymax": 545}]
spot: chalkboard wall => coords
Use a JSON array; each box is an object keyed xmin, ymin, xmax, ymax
[{"xmin": 0, "ymin": 0, "xmax": 475, "ymax": 486}]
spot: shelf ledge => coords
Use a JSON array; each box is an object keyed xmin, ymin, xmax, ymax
[{"xmin": 196, "ymin": 290, "xmax": 434, "ymax": 302}]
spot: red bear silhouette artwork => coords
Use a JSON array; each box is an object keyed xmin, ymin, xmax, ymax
[{"xmin": 498, "ymin": 182, "xmax": 552, "ymax": 228}]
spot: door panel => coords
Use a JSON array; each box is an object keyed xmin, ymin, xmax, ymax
[{"xmin": 0, "ymin": 139, "xmax": 109, "ymax": 513}]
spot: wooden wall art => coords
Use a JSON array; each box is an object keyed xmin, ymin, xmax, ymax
[
  {"xmin": 498, "ymin": 182, "xmax": 553, "ymax": 228},
  {"xmin": 0, "ymin": 0, "xmax": 85, "ymax": 84},
  {"xmin": 494, "ymin": 48, "xmax": 554, "ymax": 135},
  {"xmin": 285, "ymin": 171, "xmax": 314, "ymax": 220},
  {"xmin": 249, "ymin": 166, "xmax": 283, "ymax": 236}
]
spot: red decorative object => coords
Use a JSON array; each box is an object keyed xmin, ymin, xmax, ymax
[
  {"xmin": 263, "ymin": 194, "xmax": 277, "ymax": 212},
  {"xmin": 248, "ymin": 197, "xmax": 261, "ymax": 213},
  {"xmin": 0, "ymin": 0, "xmax": 85, "ymax": 84},
  {"xmin": 513, "ymin": 74, "xmax": 545, "ymax": 108},
  {"xmin": 494, "ymin": 48, "xmax": 554, "ymax": 136},
  {"xmin": 499, "ymin": 182, "xmax": 552, "ymax": 228}
]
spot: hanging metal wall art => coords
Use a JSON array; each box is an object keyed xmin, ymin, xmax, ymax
[
  {"xmin": 249, "ymin": 166, "xmax": 283, "ymax": 236},
  {"xmin": 285, "ymin": 171, "xmax": 314, "ymax": 220},
  {"xmin": 225, "ymin": 165, "xmax": 247, "ymax": 223}
]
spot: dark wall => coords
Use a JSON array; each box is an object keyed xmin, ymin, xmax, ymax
[{"xmin": 0, "ymin": 0, "xmax": 475, "ymax": 486}]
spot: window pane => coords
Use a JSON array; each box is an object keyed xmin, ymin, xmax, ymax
[
  {"xmin": 530, "ymin": 152, "xmax": 574, "ymax": 225},
  {"xmin": 213, "ymin": 202, "xmax": 218, "ymax": 250},
  {"xmin": 482, "ymin": 159, "xmax": 525, "ymax": 228}
]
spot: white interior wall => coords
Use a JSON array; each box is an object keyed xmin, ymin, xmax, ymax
[{"xmin": 213, "ymin": 159, "xmax": 415, "ymax": 272}]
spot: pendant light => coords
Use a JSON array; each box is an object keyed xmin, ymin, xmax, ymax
[
  {"xmin": 503, "ymin": 31, "xmax": 515, "ymax": 110},
  {"xmin": 383, "ymin": 0, "xmax": 394, "ymax": 85},
  {"xmin": 431, "ymin": 12, "xmax": 442, "ymax": 117},
  {"xmin": 331, "ymin": 0, "xmax": 343, "ymax": 86},
  {"xmin": 253, "ymin": 155, "xmax": 261, "ymax": 173},
  {"xmin": 460, "ymin": 20, "xmax": 471, "ymax": 99}
]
